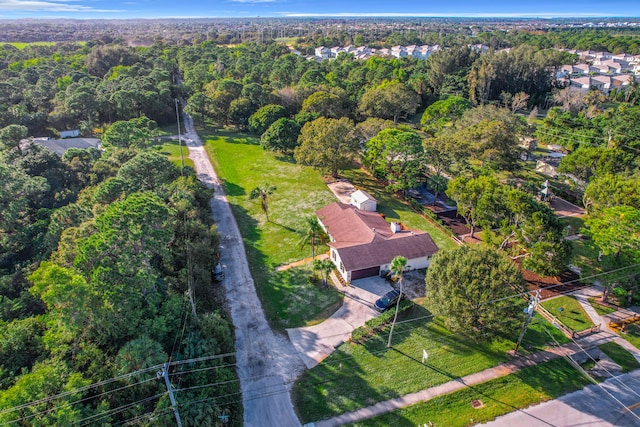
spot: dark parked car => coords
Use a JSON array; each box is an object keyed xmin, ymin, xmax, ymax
[
  {"xmin": 374, "ymin": 289, "xmax": 401, "ymax": 312},
  {"xmin": 213, "ymin": 263, "xmax": 225, "ymax": 281}
]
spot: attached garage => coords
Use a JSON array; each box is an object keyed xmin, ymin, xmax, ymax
[{"xmin": 350, "ymin": 266, "xmax": 380, "ymax": 280}]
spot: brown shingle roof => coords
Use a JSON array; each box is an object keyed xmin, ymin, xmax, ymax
[
  {"xmin": 316, "ymin": 202, "xmax": 439, "ymax": 271},
  {"xmin": 316, "ymin": 202, "xmax": 392, "ymax": 244},
  {"xmin": 332, "ymin": 233, "xmax": 439, "ymax": 271}
]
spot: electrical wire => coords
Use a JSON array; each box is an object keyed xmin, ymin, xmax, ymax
[
  {"xmin": 0, "ymin": 376, "xmax": 159, "ymax": 427},
  {"xmin": 566, "ymin": 334, "xmax": 640, "ymax": 400},
  {"xmin": 0, "ymin": 352, "xmax": 236, "ymax": 419},
  {"xmin": 76, "ymin": 392, "xmax": 168, "ymax": 427},
  {"xmin": 541, "ymin": 324, "xmax": 640, "ymax": 423}
]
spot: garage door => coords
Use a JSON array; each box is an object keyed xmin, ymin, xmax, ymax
[{"xmin": 350, "ymin": 266, "xmax": 380, "ymax": 280}]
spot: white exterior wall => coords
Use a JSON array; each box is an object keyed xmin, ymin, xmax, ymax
[
  {"xmin": 379, "ymin": 255, "xmax": 432, "ymax": 274},
  {"xmin": 355, "ymin": 199, "xmax": 376, "ymax": 212},
  {"xmin": 330, "ymin": 248, "xmax": 350, "ymax": 282}
]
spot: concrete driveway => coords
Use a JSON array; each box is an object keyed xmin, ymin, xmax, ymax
[{"xmin": 287, "ymin": 276, "xmax": 393, "ymax": 369}]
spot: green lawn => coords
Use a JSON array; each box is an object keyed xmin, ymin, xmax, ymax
[
  {"xmin": 293, "ymin": 303, "xmax": 569, "ymax": 423},
  {"xmin": 202, "ymin": 130, "xmax": 342, "ymax": 328},
  {"xmin": 345, "ymin": 358, "xmax": 591, "ymax": 427},
  {"xmin": 599, "ymin": 342, "xmax": 640, "ymax": 373},
  {"xmin": 619, "ymin": 323, "xmax": 640, "ymax": 350},
  {"xmin": 340, "ymin": 168, "xmax": 457, "ymax": 251},
  {"xmin": 540, "ymin": 296, "xmax": 593, "ymax": 332},
  {"xmin": 152, "ymin": 139, "xmax": 194, "ymax": 169},
  {"xmin": 588, "ymin": 298, "xmax": 618, "ymax": 316}
]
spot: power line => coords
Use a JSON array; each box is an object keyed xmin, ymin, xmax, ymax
[
  {"xmin": 541, "ymin": 324, "xmax": 640, "ymax": 423},
  {"xmin": 0, "ymin": 352, "xmax": 237, "ymax": 418},
  {"xmin": 0, "ymin": 377, "xmax": 159, "ymax": 427}
]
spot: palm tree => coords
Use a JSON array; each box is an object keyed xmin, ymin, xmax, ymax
[
  {"xmin": 249, "ymin": 184, "xmax": 276, "ymax": 222},
  {"xmin": 314, "ymin": 259, "xmax": 334, "ymax": 288},
  {"xmin": 298, "ymin": 216, "xmax": 328, "ymax": 260},
  {"xmin": 428, "ymin": 174, "xmax": 448, "ymax": 206},
  {"xmin": 387, "ymin": 255, "xmax": 408, "ymax": 348}
]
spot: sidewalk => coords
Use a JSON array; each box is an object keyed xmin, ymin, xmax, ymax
[
  {"xmin": 308, "ymin": 330, "xmax": 616, "ymax": 427},
  {"xmin": 572, "ymin": 286, "xmax": 640, "ymax": 363}
]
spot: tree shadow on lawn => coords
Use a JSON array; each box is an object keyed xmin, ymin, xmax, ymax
[
  {"xmin": 362, "ymin": 304, "xmax": 501, "ymax": 359},
  {"xmin": 209, "ymin": 130, "xmax": 260, "ymax": 145},
  {"xmin": 274, "ymin": 153, "xmax": 296, "ymax": 164},
  {"xmin": 293, "ymin": 347, "xmax": 413, "ymax": 425},
  {"xmin": 271, "ymin": 220, "xmax": 300, "ymax": 234},
  {"xmin": 220, "ymin": 179, "xmax": 246, "ymax": 197}
]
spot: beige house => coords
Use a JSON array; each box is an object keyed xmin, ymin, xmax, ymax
[{"xmin": 316, "ymin": 202, "xmax": 439, "ymax": 282}]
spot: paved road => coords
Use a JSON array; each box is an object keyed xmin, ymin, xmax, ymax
[
  {"xmin": 479, "ymin": 369, "xmax": 640, "ymax": 427},
  {"xmin": 181, "ymin": 112, "xmax": 304, "ymax": 426}
]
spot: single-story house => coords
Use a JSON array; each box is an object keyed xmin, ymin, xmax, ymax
[
  {"xmin": 32, "ymin": 137, "xmax": 101, "ymax": 156},
  {"xmin": 316, "ymin": 202, "xmax": 439, "ymax": 283},
  {"xmin": 350, "ymin": 189, "xmax": 376, "ymax": 212}
]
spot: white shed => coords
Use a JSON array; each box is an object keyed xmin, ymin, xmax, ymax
[{"xmin": 350, "ymin": 189, "xmax": 377, "ymax": 212}]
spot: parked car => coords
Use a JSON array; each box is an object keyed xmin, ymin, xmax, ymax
[
  {"xmin": 213, "ymin": 263, "xmax": 225, "ymax": 281},
  {"xmin": 374, "ymin": 289, "xmax": 401, "ymax": 312}
]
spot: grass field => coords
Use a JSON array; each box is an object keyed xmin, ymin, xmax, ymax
[
  {"xmin": 152, "ymin": 139, "xmax": 195, "ymax": 169},
  {"xmin": 202, "ymin": 130, "xmax": 343, "ymax": 328},
  {"xmin": 599, "ymin": 342, "xmax": 640, "ymax": 373},
  {"xmin": 540, "ymin": 296, "xmax": 593, "ymax": 332},
  {"xmin": 293, "ymin": 303, "xmax": 570, "ymax": 423},
  {"xmin": 345, "ymin": 358, "xmax": 591, "ymax": 427}
]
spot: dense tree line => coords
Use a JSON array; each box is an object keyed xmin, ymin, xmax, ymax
[
  {"xmin": 0, "ymin": 120, "xmax": 240, "ymax": 425},
  {"xmin": 0, "ymin": 42, "xmax": 178, "ymax": 134}
]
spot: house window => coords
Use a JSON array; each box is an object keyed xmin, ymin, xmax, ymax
[
  {"xmin": 332, "ymin": 250, "xmax": 336, "ymax": 261},
  {"xmin": 340, "ymin": 262, "xmax": 344, "ymax": 272}
]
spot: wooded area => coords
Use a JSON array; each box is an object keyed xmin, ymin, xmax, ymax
[{"xmin": 1, "ymin": 22, "xmax": 640, "ymax": 424}]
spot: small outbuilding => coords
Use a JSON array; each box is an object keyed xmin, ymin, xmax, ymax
[{"xmin": 350, "ymin": 189, "xmax": 377, "ymax": 212}]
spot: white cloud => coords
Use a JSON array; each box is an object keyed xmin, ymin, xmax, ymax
[{"xmin": 0, "ymin": 0, "xmax": 120, "ymax": 11}]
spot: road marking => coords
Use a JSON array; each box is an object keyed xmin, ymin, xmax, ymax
[{"xmin": 625, "ymin": 401, "xmax": 640, "ymax": 412}]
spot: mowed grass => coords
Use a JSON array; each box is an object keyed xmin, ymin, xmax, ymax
[
  {"xmin": 620, "ymin": 322, "xmax": 640, "ymax": 350},
  {"xmin": 540, "ymin": 296, "xmax": 593, "ymax": 332},
  {"xmin": 588, "ymin": 298, "xmax": 618, "ymax": 316},
  {"xmin": 345, "ymin": 358, "xmax": 591, "ymax": 427},
  {"xmin": 340, "ymin": 168, "xmax": 457, "ymax": 251},
  {"xmin": 293, "ymin": 303, "xmax": 570, "ymax": 423},
  {"xmin": 152, "ymin": 139, "xmax": 194, "ymax": 169},
  {"xmin": 202, "ymin": 130, "xmax": 342, "ymax": 328},
  {"xmin": 599, "ymin": 342, "xmax": 640, "ymax": 373}
]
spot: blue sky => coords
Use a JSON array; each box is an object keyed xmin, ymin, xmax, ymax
[{"xmin": 1, "ymin": 0, "xmax": 640, "ymax": 19}]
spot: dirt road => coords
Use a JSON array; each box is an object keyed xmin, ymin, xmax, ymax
[{"xmin": 181, "ymin": 112, "xmax": 304, "ymax": 426}]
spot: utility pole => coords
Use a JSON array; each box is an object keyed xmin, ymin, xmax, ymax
[
  {"xmin": 514, "ymin": 290, "xmax": 540, "ymax": 354},
  {"xmin": 159, "ymin": 363, "xmax": 183, "ymax": 427}
]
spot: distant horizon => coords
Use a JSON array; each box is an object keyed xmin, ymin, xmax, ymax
[
  {"xmin": 1, "ymin": 0, "xmax": 640, "ymax": 21},
  {"xmin": 3, "ymin": 14, "xmax": 640, "ymax": 20}
]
